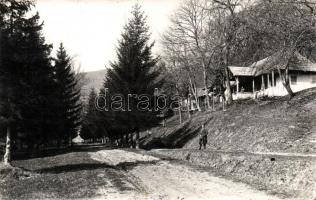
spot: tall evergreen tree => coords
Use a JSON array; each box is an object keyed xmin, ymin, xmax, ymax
[
  {"xmin": 54, "ymin": 43, "xmax": 82, "ymax": 145},
  {"xmin": 18, "ymin": 13, "xmax": 56, "ymax": 150},
  {"xmin": 81, "ymin": 88, "xmax": 98, "ymax": 141},
  {"xmin": 0, "ymin": 0, "xmax": 56, "ymax": 163},
  {"xmin": 0, "ymin": 0, "xmax": 37, "ymax": 164},
  {"xmin": 102, "ymin": 4, "xmax": 163, "ymax": 148},
  {"xmin": 81, "ymin": 88, "xmax": 111, "ymax": 142}
]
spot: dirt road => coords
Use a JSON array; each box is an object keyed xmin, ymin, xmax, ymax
[{"xmin": 89, "ymin": 149, "xmax": 286, "ymax": 200}]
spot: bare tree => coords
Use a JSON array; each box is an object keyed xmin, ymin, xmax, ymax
[
  {"xmin": 208, "ymin": 0, "xmax": 254, "ymax": 104},
  {"xmin": 162, "ymin": 39, "xmax": 202, "ymax": 111},
  {"xmin": 163, "ymin": 0, "xmax": 221, "ymax": 110}
]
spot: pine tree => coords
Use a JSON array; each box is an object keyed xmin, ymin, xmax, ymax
[
  {"xmin": 54, "ymin": 43, "xmax": 82, "ymax": 146},
  {"xmin": 17, "ymin": 13, "xmax": 56, "ymax": 151},
  {"xmin": 0, "ymin": 0, "xmax": 34, "ymax": 164},
  {"xmin": 103, "ymin": 4, "xmax": 163, "ymax": 148},
  {"xmin": 81, "ymin": 88, "xmax": 98, "ymax": 141},
  {"xmin": 0, "ymin": 0, "xmax": 56, "ymax": 163}
]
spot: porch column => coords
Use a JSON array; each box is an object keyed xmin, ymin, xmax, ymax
[
  {"xmin": 261, "ymin": 75, "xmax": 265, "ymax": 90},
  {"xmin": 236, "ymin": 77, "xmax": 239, "ymax": 94},
  {"xmin": 189, "ymin": 94, "xmax": 192, "ymax": 110},
  {"xmin": 252, "ymin": 78, "xmax": 255, "ymax": 93},
  {"xmin": 267, "ymin": 74, "xmax": 270, "ymax": 88},
  {"xmin": 271, "ymin": 71, "xmax": 275, "ymax": 96}
]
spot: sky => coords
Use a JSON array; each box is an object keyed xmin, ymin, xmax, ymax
[{"xmin": 34, "ymin": 0, "xmax": 180, "ymax": 72}]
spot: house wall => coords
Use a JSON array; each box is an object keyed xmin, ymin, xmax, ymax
[
  {"xmin": 272, "ymin": 73, "xmax": 316, "ymax": 96},
  {"xmin": 233, "ymin": 72, "xmax": 316, "ymax": 99},
  {"xmin": 233, "ymin": 92, "xmax": 253, "ymax": 100}
]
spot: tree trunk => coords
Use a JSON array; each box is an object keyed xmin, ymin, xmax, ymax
[
  {"xmin": 163, "ymin": 117, "xmax": 166, "ymax": 127},
  {"xmin": 69, "ymin": 135, "xmax": 72, "ymax": 147},
  {"xmin": 212, "ymin": 93, "xmax": 215, "ymax": 111},
  {"xmin": 194, "ymin": 87, "xmax": 201, "ymax": 111},
  {"xmin": 223, "ymin": 44, "xmax": 232, "ymax": 105},
  {"xmin": 179, "ymin": 106, "xmax": 182, "ymax": 124},
  {"xmin": 135, "ymin": 129, "xmax": 140, "ymax": 149},
  {"xmin": 224, "ymin": 67, "xmax": 233, "ymax": 105},
  {"xmin": 176, "ymin": 87, "xmax": 183, "ymax": 124},
  {"xmin": 277, "ymin": 67, "xmax": 295, "ymax": 98},
  {"xmin": 125, "ymin": 134, "xmax": 128, "ymax": 147},
  {"xmin": 130, "ymin": 133, "xmax": 133, "ymax": 148},
  {"xmin": 120, "ymin": 134, "xmax": 124, "ymax": 147},
  {"xmin": 283, "ymin": 83, "xmax": 295, "ymax": 97},
  {"xmin": 187, "ymin": 95, "xmax": 191, "ymax": 120},
  {"xmin": 4, "ymin": 126, "xmax": 11, "ymax": 165},
  {"xmin": 203, "ymin": 64, "xmax": 210, "ymax": 110},
  {"xmin": 189, "ymin": 78, "xmax": 201, "ymax": 111}
]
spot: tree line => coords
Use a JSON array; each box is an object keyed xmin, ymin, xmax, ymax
[{"xmin": 0, "ymin": 0, "xmax": 82, "ymax": 165}]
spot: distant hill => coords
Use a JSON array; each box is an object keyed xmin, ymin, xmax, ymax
[{"xmin": 80, "ymin": 69, "xmax": 107, "ymax": 103}]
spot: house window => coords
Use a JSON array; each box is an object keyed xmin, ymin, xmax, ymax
[{"xmin": 291, "ymin": 75, "xmax": 297, "ymax": 85}]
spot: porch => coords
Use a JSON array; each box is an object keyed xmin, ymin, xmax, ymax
[{"xmin": 232, "ymin": 71, "xmax": 278, "ymax": 100}]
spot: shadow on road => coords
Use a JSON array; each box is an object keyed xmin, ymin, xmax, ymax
[
  {"xmin": 32, "ymin": 159, "xmax": 161, "ymax": 174},
  {"xmin": 34, "ymin": 163, "xmax": 116, "ymax": 174},
  {"xmin": 12, "ymin": 144, "xmax": 115, "ymax": 161}
]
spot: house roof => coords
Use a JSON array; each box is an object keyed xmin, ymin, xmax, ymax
[
  {"xmin": 228, "ymin": 66, "xmax": 255, "ymax": 76},
  {"xmin": 229, "ymin": 52, "xmax": 316, "ymax": 77},
  {"xmin": 254, "ymin": 53, "xmax": 316, "ymax": 76},
  {"xmin": 290, "ymin": 64, "xmax": 316, "ymax": 72}
]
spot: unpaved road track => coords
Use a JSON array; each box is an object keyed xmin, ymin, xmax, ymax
[{"xmin": 89, "ymin": 149, "xmax": 287, "ymax": 200}]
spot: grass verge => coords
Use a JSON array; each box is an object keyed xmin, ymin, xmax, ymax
[{"xmin": 0, "ymin": 150, "xmax": 125, "ymax": 199}]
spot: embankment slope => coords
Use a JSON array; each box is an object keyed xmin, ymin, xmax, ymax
[{"xmin": 141, "ymin": 88, "xmax": 316, "ymax": 154}]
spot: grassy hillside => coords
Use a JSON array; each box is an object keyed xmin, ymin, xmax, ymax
[
  {"xmin": 0, "ymin": 151, "xmax": 114, "ymax": 199},
  {"xmin": 141, "ymin": 88, "xmax": 316, "ymax": 154}
]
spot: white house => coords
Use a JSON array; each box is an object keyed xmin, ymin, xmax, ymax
[{"xmin": 229, "ymin": 53, "xmax": 316, "ymax": 100}]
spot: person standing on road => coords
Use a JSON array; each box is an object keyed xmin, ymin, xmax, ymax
[
  {"xmin": 202, "ymin": 125, "xmax": 208, "ymax": 149},
  {"xmin": 199, "ymin": 124, "xmax": 208, "ymax": 150},
  {"xmin": 199, "ymin": 131, "xmax": 203, "ymax": 150}
]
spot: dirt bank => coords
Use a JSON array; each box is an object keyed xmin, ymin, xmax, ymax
[
  {"xmin": 151, "ymin": 149, "xmax": 316, "ymax": 200},
  {"xmin": 141, "ymin": 88, "xmax": 316, "ymax": 154}
]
